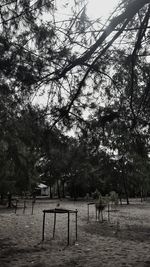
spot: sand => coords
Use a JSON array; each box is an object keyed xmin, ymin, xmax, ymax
[{"xmin": 0, "ymin": 198, "xmax": 150, "ymax": 267}]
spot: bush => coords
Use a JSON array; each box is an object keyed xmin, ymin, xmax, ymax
[
  {"xmin": 109, "ymin": 191, "xmax": 118, "ymax": 205},
  {"xmin": 92, "ymin": 189, "xmax": 101, "ymax": 199}
]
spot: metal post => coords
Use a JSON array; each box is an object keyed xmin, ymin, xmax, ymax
[
  {"xmin": 42, "ymin": 212, "xmax": 46, "ymax": 241},
  {"xmin": 31, "ymin": 201, "xmax": 34, "ymax": 215},
  {"xmin": 87, "ymin": 204, "xmax": 89, "ymax": 222},
  {"xmin": 53, "ymin": 210, "xmax": 56, "ymax": 238},
  {"xmin": 108, "ymin": 203, "xmax": 110, "ymax": 222},
  {"xmin": 101, "ymin": 210, "xmax": 103, "ymax": 222},
  {"xmin": 15, "ymin": 199, "xmax": 18, "ymax": 214},
  {"xmin": 95, "ymin": 205, "xmax": 97, "ymax": 221},
  {"xmin": 67, "ymin": 211, "xmax": 70, "ymax": 245},
  {"xmin": 23, "ymin": 200, "xmax": 26, "ymax": 214},
  {"xmin": 75, "ymin": 210, "xmax": 77, "ymax": 242}
]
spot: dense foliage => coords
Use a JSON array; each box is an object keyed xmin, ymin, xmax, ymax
[{"xmin": 1, "ymin": 0, "xmax": 150, "ymax": 203}]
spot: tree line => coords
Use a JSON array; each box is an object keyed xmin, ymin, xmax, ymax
[{"xmin": 0, "ymin": 0, "xmax": 150, "ymax": 204}]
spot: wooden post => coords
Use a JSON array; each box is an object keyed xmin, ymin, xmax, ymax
[
  {"xmin": 42, "ymin": 211, "xmax": 46, "ymax": 241},
  {"xmin": 75, "ymin": 210, "xmax": 77, "ymax": 242},
  {"xmin": 67, "ymin": 211, "xmax": 70, "ymax": 245},
  {"xmin": 53, "ymin": 210, "xmax": 56, "ymax": 238}
]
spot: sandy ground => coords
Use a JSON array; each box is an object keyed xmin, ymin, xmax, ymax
[{"xmin": 1, "ymin": 198, "xmax": 150, "ymax": 267}]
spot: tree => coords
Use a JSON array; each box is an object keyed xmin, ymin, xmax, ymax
[
  {"xmin": 0, "ymin": 102, "xmax": 46, "ymax": 204},
  {"xmin": 1, "ymin": 0, "xmax": 150, "ymax": 202},
  {"xmin": 1, "ymin": 0, "xmax": 150, "ymax": 127}
]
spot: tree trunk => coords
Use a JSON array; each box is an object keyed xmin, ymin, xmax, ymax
[
  {"xmin": 57, "ymin": 179, "xmax": 60, "ymax": 199},
  {"xmin": 62, "ymin": 180, "xmax": 65, "ymax": 198},
  {"xmin": 73, "ymin": 184, "xmax": 77, "ymax": 201},
  {"xmin": 140, "ymin": 186, "xmax": 144, "ymax": 202},
  {"xmin": 122, "ymin": 173, "xmax": 129, "ymax": 205},
  {"xmin": 7, "ymin": 193, "xmax": 12, "ymax": 208},
  {"xmin": 0, "ymin": 194, "xmax": 4, "ymax": 204},
  {"xmin": 49, "ymin": 185, "xmax": 53, "ymax": 199},
  {"xmin": 121, "ymin": 161, "xmax": 129, "ymax": 205},
  {"xmin": 119, "ymin": 194, "xmax": 122, "ymax": 205}
]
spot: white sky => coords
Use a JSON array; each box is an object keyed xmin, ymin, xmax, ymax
[
  {"xmin": 34, "ymin": 0, "xmax": 121, "ymax": 107},
  {"xmin": 87, "ymin": 0, "xmax": 120, "ymax": 20},
  {"xmin": 55, "ymin": 0, "xmax": 120, "ymax": 21}
]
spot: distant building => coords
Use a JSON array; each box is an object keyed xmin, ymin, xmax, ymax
[{"xmin": 36, "ymin": 183, "xmax": 50, "ymax": 196}]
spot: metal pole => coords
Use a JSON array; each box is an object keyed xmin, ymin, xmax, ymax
[
  {"xmin": 108, "ymin": 203, "xmax": 110, "ymax": 222},
  {"xmin": 15, "ymin": 200, "xmax": 18, "ymax": 214},
  {"xmin": 87, "ymin": 204, "xmax": 89, "ymax": 222},
  {"xmin": 67, "ymin": 211, "xmax": 70, "ymax": 245},
  {"xmin": 95, "ymin": 204, "xmax": 97, "ymax": 221},
  {"xmin": 75, "ymin": 210, "xmax": 77, "ymax": 242},
  {"xmin": 31, "ymin": 201, "xmax": 34, "ymax": 215},
  {"xmin": 23, "ymin": 200, "xmax": 26, "ymax": 214},
  {"xmin": 42, "ymin": 212, "xmax": 46, "ymax": 241},
  {"xmin": 53, "ymin": 211, "xmax": 56, "ymax": 238}
]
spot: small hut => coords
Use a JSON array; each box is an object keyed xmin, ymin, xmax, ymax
[{"xmin": 36, "ymin": 183, "xmax": 50, "ymax": 196}]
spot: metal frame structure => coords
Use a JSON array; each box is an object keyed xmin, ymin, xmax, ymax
[{"xmin": 42, "ymin": 208, "xmax": 78, "ymax": 245}]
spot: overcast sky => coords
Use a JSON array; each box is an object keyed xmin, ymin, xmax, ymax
[
  {"xmin": 34, "ymin": 0, "xmax": 121, "ymax": 107},
  {"xmin": 55, "ymin": 0, "xmax": 120, "ymax": 22},
  {"xmin": 87, "ymin": 0, "xmax": 120, "ymax": 20}
]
